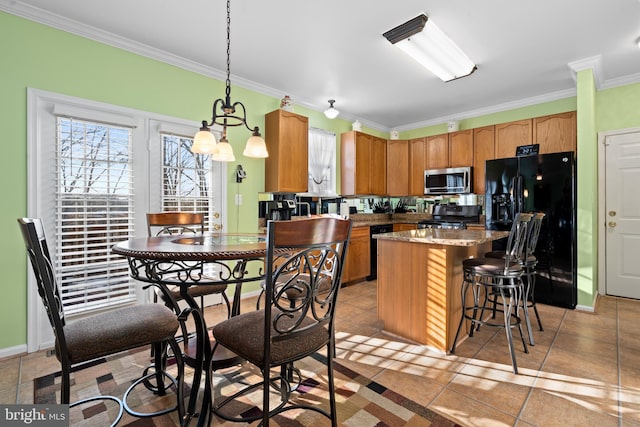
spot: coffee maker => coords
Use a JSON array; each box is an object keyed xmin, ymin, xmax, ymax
[{"xmin": 267, "ymin": 200, "xmax": 296, "ymax": 220}]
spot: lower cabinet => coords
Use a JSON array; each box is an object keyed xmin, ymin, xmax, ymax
[
  {"xmin": 393, "ymin": 223, "xmax": 417, "ymax": 232},
  {"xmin": 342, "ymin": 226, "xmax": 370, "ymax": 284}
]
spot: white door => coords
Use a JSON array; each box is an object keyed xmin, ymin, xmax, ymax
[{"xmin": 605, "ymin": 130, "xmax": 640, "ymax": 299}]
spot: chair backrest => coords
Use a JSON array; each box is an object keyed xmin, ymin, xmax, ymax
[
  {"xmin": 17, "ymin": 218, "xmax": 68, "ymax": 353},
  {"xmin": 147, "ymin": 212, "xmax": 204, "ymax": 236},
  {"xmin": 525, "ymin": 212, "xmax": 546, "ymax": 257},
  {"xmin": 502, "ymin": 212, "xmax": 533, "ymax": 268},
  {"xmin": 263, "ymin": 216, "xmax": 352, "ymax": 352}
]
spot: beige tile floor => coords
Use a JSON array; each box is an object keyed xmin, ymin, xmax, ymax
[{"xmin": 2, "ymin": 280, "xmax": 639, "ymax": 426}]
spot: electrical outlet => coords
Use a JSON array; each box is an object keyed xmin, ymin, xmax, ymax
[{"xmin": 235, "ymin": 194, "xmax": 242, "ymax": 205}]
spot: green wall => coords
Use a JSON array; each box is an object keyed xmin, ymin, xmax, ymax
[{"xmin": 2, "ymin": 10, "xmax": 640, "ymax": 352}]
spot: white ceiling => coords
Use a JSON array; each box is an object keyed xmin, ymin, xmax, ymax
[{"xmin": 4, "ymin": 0, "xmax": 640, "ymax": 131}]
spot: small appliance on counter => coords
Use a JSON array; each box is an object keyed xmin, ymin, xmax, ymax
[{"xmin": 267, "ymin": 200, "xmax": 296, "ymax": 220}]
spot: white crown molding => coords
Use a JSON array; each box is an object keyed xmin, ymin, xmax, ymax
[
  {"xmin": 568, "ymin": 55, "xmax": 604, "ymax": 89},
  {"xmin": 600, "ymin": 72, "xmax": 640, "ymax": 90},
  {"xmin": 395, "ymin": 88, "xmax": 577, "ymax": 132}
]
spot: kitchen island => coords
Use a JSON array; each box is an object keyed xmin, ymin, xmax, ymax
[{"xmin": 374, "ymin": 228, "xmax": 509, "ymax": 353}]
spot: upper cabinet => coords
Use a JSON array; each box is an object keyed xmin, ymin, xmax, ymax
[
  {"xmin": 341, "ymin": 131, "xmax": 387, "ymax": 196},
  {"xmin": 495, "ymin": 119, "xmax": 533, "ymax": 159},
  {"xmin": 408, "ymin": 137, "xmax": 426, "ymax": 196},
  {"xmin": 473, "ymin": 125, "xmax": 495, "ymax": 194},
  {"xmin": 448, "ymin": 129, "xmax": 474, "ymax": 167},
  {"xmin": 264, "ymin": 109, "xmax": 309, "ymax": 193},
  {"xmin": 534, "ymin": 111, "xmax": 576, "ymax": 154},
  {"xmin": 426, "ymin": 134, "xmax": 449, "ymax": 169},
  {"xmin": 386, "ymin": 139, "xmax": 409, "ymax": 196}
]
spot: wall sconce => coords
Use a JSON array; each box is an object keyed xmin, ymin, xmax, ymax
[{"xmin": 236, "ymin": 165, "xmax": 247, "ymax": 183}]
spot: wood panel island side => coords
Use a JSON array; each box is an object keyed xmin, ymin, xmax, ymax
[{"xmin": 374, "ymin": 228, "xmax": 509, "ymax": 353}]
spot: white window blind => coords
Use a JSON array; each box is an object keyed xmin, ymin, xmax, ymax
[
  {"xmin": 161, "ymin": 133, "xmax": 214, "ymax": 229},
  {"xmin": 55, "ymin": 117, "xmax": 136, "ymax": 314}
]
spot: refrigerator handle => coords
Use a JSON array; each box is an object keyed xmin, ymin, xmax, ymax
[{"xmin": 514, "ymin": 175, "xmax": 524, "ymax": 213}]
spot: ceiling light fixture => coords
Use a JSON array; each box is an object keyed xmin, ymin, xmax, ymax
[
  {"xmin": 324, "ymin": 99, "xmax": 339, "ymax": 119},
  {"xmin": 191, "ymin": 0, "xmax": 268, "ymax": 161},
  {"xmin": 383, "ymin": 14, "xmax": 476, "ymax": 82}
]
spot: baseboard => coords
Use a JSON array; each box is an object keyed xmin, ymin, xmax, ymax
[{"xmin": 0, "ymin": 344, "xmax": 27, "ymax": 360}]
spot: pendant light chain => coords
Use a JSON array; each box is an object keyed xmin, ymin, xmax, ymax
[{"xmin": 225, "ymin": 0, "xmax": 231, "ymax": 101}]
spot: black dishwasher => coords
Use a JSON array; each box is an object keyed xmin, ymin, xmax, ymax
[{"xmin": 367, "ymin": 224, "xmax": 393, "ymax": 281}]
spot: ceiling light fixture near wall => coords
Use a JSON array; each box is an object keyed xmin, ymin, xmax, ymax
[
  {"xmin": 324, "ymin": 100, "xmax": 339, "ymax": 119},
  {"xmin": 191, "ymin": 0, "xmax": 268, "ymax": 161},
  {"xmin": 383, "ymin": 14, "xmax": 476, "ymax": 82}
]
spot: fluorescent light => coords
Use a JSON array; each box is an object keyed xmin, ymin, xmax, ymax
[{"xmin": 384, "ymin": 14, "xmax": 476, "ymax": 82}]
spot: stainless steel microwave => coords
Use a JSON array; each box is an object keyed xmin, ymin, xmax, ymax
[{"xmin": 424, "ymin": 167, "xmax": 472, "ymax": 195}]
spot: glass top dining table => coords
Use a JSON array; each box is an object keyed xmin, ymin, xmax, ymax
[{"xmin": 112, "ymin": 232, "xmax": 282, "ymax": 426}]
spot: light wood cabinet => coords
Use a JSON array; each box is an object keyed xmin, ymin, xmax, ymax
[
  {"xmin": 264, "ymin": 109, "xmax": 308, "ymax": 193},
  {"xmin": 341, "ymin": 131, "xmax": 387, "ymax": 195},
  {"xmin": 393, "ymin": 223, "xmax": 417, "ymax": 232},
  {"xmin": 386, "ymin": 139, "xmax": 409, "ymax": 196},
  {"xmin": 495, "ymin": 119, "xmax": 532, "ymax": 159},
  {"xmin": 473, "ymin": 125, "xmax": 495, "ymax": 194},
  {"xmin": 342, "ymin": 226, "xmax": 370, "ymax": 283},
  {"xmin": 426, "ymin": 134, "xmax": 449, "ymax": 169},
  {"xmin": 449, "ymin": 129, "xmax": 474, "ymax": 167},
  {"xmin": 409, "ymin": 137, "xmax": 427, "ymax": 196},
  {"xmin": 371, "ymin": 136, "xmax": 387, "ymax": 195},
  {"xmin": 534, "ymin": 111, "xmax": 576, "ymax": 154}
]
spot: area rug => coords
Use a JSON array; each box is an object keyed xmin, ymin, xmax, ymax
[{"xmin": 34, "ymin": 347, "xmax": 461, "ymax": 426}]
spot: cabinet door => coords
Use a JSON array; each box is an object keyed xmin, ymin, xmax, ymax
[
  {"xmin": 409, "ymin": 137, "xmax": 426, "ymax": 196},
  {"xmin": 355, "ymin": 132, "xmax": 372, "ymax": 194},
  {"xmin": 449, "ymin": 129, "xmax": 473, "ymax": 167},
  {"xmin": 393, "ymin": 223, "xmax": 417, "ymax": 232},
  {"xmin": 264, "ymin": 110, "xmax": 308, "ymax": 192},
  {"xmin": 534, "ymin": 111, "xmax": 576, "ymax": 154},
  {"xmin": 386, "ymin": 139, "xmax": 409, "ymax": 196},
  {"xmin": 495, "ymin": 119, "xmax": 532, "ymax": 159},
  {"xmin": 473, "ymin": 125, "xmax": 495, "ymax": 194},
  {"xmin": 370, "ymin": 136, "xmax": 387, "ymax": 195},
  {"xmin": 343, "ymin": 227, "xmax": 370, "ymax": 283},
  {"xmin": 426, "ymin": 134, "xmax": 448, "ymax": 169}
]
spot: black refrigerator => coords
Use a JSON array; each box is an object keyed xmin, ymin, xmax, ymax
[{"xmin": 485, "ymin": 151, "xmax": 577, "ymax": 309}]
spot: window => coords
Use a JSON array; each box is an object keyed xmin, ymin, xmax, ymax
[
  {"xmin": 161, "ymin": 133, "xmax": 215, "ymax": 229},
  {"xmin": 55, "ymin": 117, "xmax": 135, "ymax": 314},
  {"xmin": 28, "ymin": 89, "xmax": 226, "ymax": 350},
  {"xmin": 304, "ymin": 128, "xmax": 338, "ymax": 196}
]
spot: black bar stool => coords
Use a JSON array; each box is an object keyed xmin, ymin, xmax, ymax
[{"xmin": 450, "ymin": 212, "xmax": 533, "ymax": 374}]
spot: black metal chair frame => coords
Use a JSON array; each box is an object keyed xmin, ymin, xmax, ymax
[
  {"xmin": 451, "ymin": 212, "xmax": 533, "ymax": 374},
  {"xmin": 18, "ymin": 218, "xmax": 185, "ymax": 426},
  {"xmin": 209, "ymin": 216, "xmax": 352, "ymax": 426}
]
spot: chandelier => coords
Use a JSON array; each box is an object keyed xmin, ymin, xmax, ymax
[{"xmin": 191, "ymin": 0, "xmax": 269, "ymax": 161}]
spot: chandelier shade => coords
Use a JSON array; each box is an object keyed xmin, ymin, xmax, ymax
[{"xmin": 192, "ymin": 0, "xmax": 268, "ymax": 160}]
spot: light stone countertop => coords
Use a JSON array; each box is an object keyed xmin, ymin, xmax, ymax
[{"xmin": 373, "ymin": 228, "xmax": 508, "ymax": 247}]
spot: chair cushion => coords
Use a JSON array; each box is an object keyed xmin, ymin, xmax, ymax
[
  {"xmin": 166, "ymin": 283, "xmax": 228, "ymax": 300},
  {"xmin": 485, "ymin": 250, "xmax": 537, "ymax": 266},
  {"xmin": 463, "ymin": 257, "xmax": 523, "ymax": 277},
  {"xmin": 213, "ymin": 309, "xmax": 329, "ymax": 366},
  {"xmin": 62, "ymin": 304, "xmax": 179, "ymax": 364}
]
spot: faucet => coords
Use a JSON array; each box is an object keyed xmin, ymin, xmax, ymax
[{"xmin": 296, "ymin": 202, "xmax": 311, "ymax": 217}]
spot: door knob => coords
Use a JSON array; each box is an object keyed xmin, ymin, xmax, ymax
[
  {"xmin": 608, "ymin": 221, "xmax": 617, "ymax": 228},
  {"xmin": 608, "ymin": 211, "xmax": 616, "ymax": 217},
  {"xmin": 213, "ymin": 223, "xmax": 222, "ymax": 231}
]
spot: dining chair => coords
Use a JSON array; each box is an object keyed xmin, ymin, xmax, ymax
[
  {"xmin": 17, "ymin": 218, "xmax": 185, "ymax": 426},
  {"xmin": 450, "ymin": 212, "xmax": 532, "ymax": 374},
  {"xmin": 211, "ymin": 216, "xmax": 352, "ymax": 426},
  {"xmin": 146, "ymin": 212, "xmax": 231, "ymax": 316}
]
